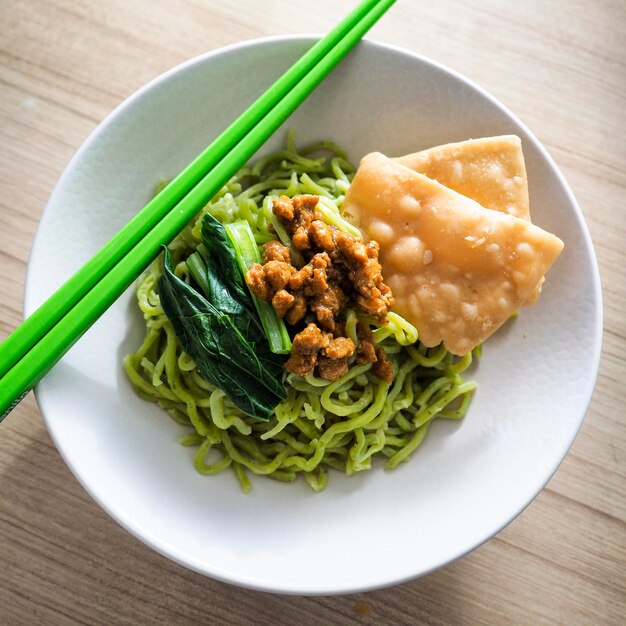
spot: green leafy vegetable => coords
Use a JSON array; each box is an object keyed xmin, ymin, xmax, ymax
[
  {"xmin": 158, "ymin": 248, "xmax": 286, "ymax": 420},
  {"xmin": 194, "ymin": 215, "xmax": 288, "ymax": 375},
  {"xmin": 221, "ymin": 219, "xmax": 292, "ymax": 355},
  {"xmin": 186, "ymin": 252, "xmax": 211, "ymax": 300},
  {"xmin": 200, "ymin": 214, "xmax": 252, "ymax": 309}
]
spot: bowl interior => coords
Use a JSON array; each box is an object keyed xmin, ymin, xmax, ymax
[{"xmin": 25, "ymin": 37, "xmax": 601, "ymax": 594}]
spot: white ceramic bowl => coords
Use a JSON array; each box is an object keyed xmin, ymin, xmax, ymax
[{"xmin": 25, "ymin": 36, "xmax": 602, "ymax": 594}]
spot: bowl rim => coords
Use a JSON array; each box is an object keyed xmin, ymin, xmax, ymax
[{"xmin": 26, "ymin": 34, "xmax": 603, "ymax": 595}]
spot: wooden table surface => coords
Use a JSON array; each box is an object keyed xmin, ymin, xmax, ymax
[{"xmin": 1, "ymin": 1, "xmax": 624, "ymax": 624}]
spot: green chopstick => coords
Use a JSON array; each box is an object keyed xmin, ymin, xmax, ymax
[
  {"xmin": 0, "ymin": 0, "xmax": 386, "ymax": 382},
  {"xmin": 0, "ymin": 0, "xmax": 396, "ymax": 419}
]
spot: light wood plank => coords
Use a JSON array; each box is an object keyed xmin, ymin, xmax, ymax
[{"xmin": 0, "ymin": 0, "xmax": 624, "ymax": 624}]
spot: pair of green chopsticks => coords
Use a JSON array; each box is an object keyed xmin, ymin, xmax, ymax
[{"xmin": 0, "ymin": 0, "xmax": 396, "ymax": 420}]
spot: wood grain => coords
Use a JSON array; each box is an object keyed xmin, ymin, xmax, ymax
[{"xmin": 0, "ymin": 1, "xmax": 624, "ymax": 624}]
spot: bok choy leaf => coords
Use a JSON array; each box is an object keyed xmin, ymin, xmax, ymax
[
  {"xmin": 200, "ymin": 213, "xmax": 252, "ymax": 309},
  {"xmin": 204, "ymin": 216, "xmax": 291, "ymax": 355},
  {"xmin": 158, "ymin": 247, "xmax": 286, "ymax": 420}
]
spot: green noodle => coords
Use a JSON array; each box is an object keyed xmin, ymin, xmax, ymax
[{"xmin": 124, "ymin": 132, "xmax": 478, "ymax": 492}]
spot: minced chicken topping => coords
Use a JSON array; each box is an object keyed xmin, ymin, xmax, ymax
[{"xmin": 245, "ymin": 194, "xmax": 395, "ymax": 382}]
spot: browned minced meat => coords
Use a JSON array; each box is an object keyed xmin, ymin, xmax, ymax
[
  {"xmin": 273, "ymin": 194, "xmax": 321, "ymax": 252},
  {"xmin": 334, "ymin": 233, "xmax": 394, "ymax": 320},
  {"xmin": 245, "ymin": 263, "xmax": 271, "ymax": 301},
  {"xmin": 271, "ymin": 289, "xmax": 295, "ymax": 318},
  {"xmin": 355, "ymin": 321, "xmax": 377, "ymax": 364},
  {"xmin": 284, "ymin": 323, "xmax": 331, "ymax": 377},
  {"xmin": 262, "ymin": 260, "xmax": 293, "ymax": 291},
  {"xmin": 372, "ymin": 347, "xmax": 394, "ymax": 384},
  {"xmin": 285, "ymin": 325, "xmax": 356, "ymax": 381},
  {"xmin": 285, "ymin": 293, "xmax": 307, "ymax": 326},
  {"xmin": 244, "ymin": 194, "xmax": 395, "ymax": 381},
  {"xmin": 288, "ymin": 252, "xmax": 330, "ymax": 296},
  {"xmin": 285, "ymin": 324, "xmax": 332, "ymax": 376},
  {"xmin": 309, "ymin": 219, "xmax": 336, "ymax": 251},
  {"xmin": 325, "ymin": 336, "xmax": 356, "ymax": 360},
  {"xmin": 310, "ymin": 284, "xmax": 345, "ymax": 332},
  {"xmin": 263, "ymin": 240, "xmax": 292, "ymax": 263},
  {"xmin": 317, "ymin": 356, "xmax": 350, "ymax": 381},
  {"xmin": 353, "ymin": 321, "xmax": 394, "ymax": 384}
]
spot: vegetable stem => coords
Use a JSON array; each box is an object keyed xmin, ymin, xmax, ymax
[
  {"xmin": 186, "ymin": 252, "xmax": 211, "ymax": 298},
  {"xmin": 225, "ymin": 221, "xmax": 292, "ymax": 355}
]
